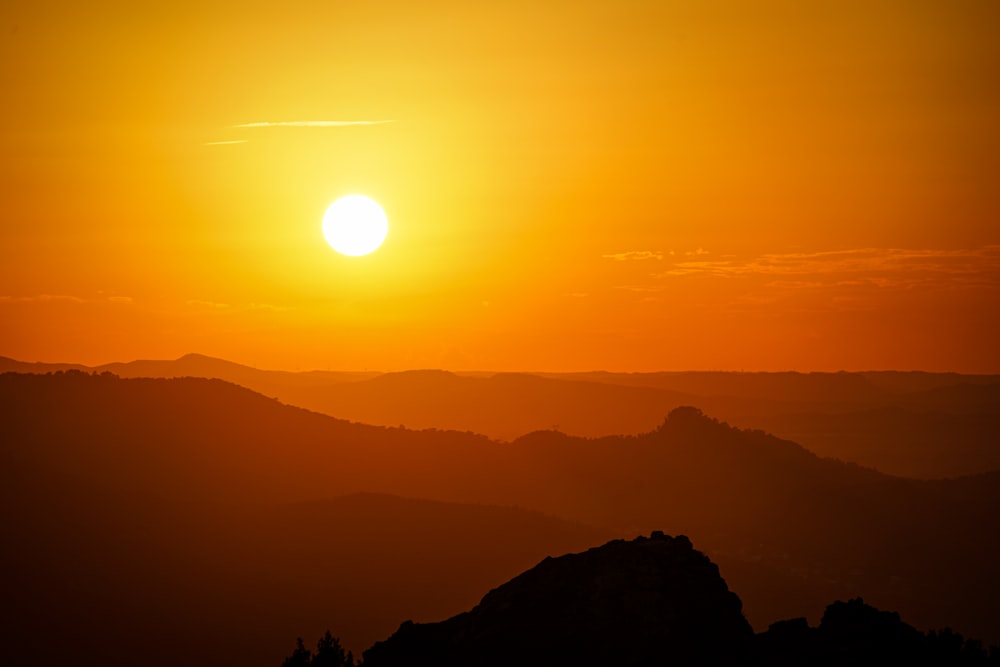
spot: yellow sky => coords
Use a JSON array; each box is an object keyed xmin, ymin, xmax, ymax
[{"xmin": 2, "ymin": 0, "xmax": 999, "ymax": 371}]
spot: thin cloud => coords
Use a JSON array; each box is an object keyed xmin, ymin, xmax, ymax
[
  {"xmin": 0, "ymin": 294, "xmax": 133, "ymax": 304},
  {"xmin": 187, "ymin": 300, "xmax": 231, "ymax": 309},
  {"xmin": 204, "ymin": 139, "xmax": 248, "ymax": 146},
  {"xmin": 603, "ymin": 250, "xmax": 663, "ymax": 261},
  {"xmin": 763, "ymin": 280, "xmax": 825, "ymax": 289},
  {"xmin": 653, "ymin": 246, "xmax": 1000, "ymax": 288},
  {"xmin": 233, "ymin": 120, "xmax": 395, "ymax": 128},
  {"xmin": 615, "ymin": 285, "xmax": 668, "ymax": 293},
  {"xmin": 0, "ymin": 294, "xmax": 85, "ymax": 303},
  {"xmin": 186, "ymin": 299, "xmax": 291, "ymax": 313},
  {"xmin": 248, "ymin": 302, "xmax": 292, "ymax": 312}
]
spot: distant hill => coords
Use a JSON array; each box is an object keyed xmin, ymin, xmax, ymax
[
  {"xmin": 0, "ymin": 355, "xmax": 696, "ymax": 440},
  {"xmin": 728, "ymin": 405, "xmax": 1000, "ymax": 478},
  {"xmin": 99, "ymin": 352, "xmax": 381, "ymax": 388},
  {"xmin": 539, "ymin": 370, "xmax": 894, "ymax": 404},
  {"xmin": 0, "ymin": 352, "xmax": 379, "ymax": 404},
  {"xmin": 287, "ymin": 369, "xmax": 696, "ymax": 440},
  {"xmin": 0, "ymin": 355, "xmax": 91, "ymax": 373},
  {"xmin": 3, "ymin": 354, "xmax": 997, "ymax": 477},
  {"xmin": 542, "ymin": 369, "xmax": 1000, "ymax": 401}
]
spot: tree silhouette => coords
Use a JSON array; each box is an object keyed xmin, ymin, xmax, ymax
[
  {"xmin": 281, "ymin": 638, "xmax": 311, "ymax": 667},
  {"xmin": 313, "ymin": 631, "xmax": 354, "ymax": 667},
  {"xmin": 281, "ymin": 632, "xmax": 355, "ymax": 667}
]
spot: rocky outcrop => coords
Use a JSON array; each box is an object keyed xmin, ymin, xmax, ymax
[
  {"xmin": 360, "ymin": 533, "xmax": 1000, "ymax": 666},
  {"xmin": 752, "ymin": 597, "xmax": 998, "ymax": 666},
  {"xmin": 362, "ymin": 532, "xmax": 753, "ymax": 667}
]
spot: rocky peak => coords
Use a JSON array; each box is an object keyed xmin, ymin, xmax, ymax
[{"xmin": 363, "ymin": 532, "xmax": 753, "ymax": 667}]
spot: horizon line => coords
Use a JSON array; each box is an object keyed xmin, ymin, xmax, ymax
[{"xmin": 1, "ymin": 352, "xmax": 996, "ymax": 376}]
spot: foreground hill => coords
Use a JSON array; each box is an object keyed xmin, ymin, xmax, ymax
[
  {"xmin": 2, "ymin": 480, "xmax": 606, "ymax": 667},
  {"xmin": 363, "ymin": 533, "xmax": 997, "ymax": 667},
  {"xmin": 3, "ymin": 371, "xmax": 999, "ymax": 655},
  {"xmin": 364, "ymin": 532, "xmax": 753, "ymax": 667}
]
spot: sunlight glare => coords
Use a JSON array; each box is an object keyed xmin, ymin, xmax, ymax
[{"xmin": 322, "ymin": 195, "xmax": 388, "ymax": 256}]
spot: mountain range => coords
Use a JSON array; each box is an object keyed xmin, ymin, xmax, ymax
[
  {"xmin": 3, "ymin": 369, "xmax": 999, "ymax": 665},
  {"xmin": 3, "ymin": 354, "xmax": 997, "ymax": 477}
]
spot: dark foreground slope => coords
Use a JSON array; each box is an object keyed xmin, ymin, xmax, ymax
[
  {"xmin": 363, "ymin": 533, "xmax": 998, "ymax": 667},
  {"xmin": 1, "ymin": 485, "xmax": 605, "ymax": 667},
  {"xmin": 1, "ymin": 373, "xmax": 609, "ymax": 666}
]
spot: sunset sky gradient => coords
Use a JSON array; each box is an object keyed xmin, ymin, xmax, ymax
[{"xmin": 2, "ymin": 0, "xmax": 998, "ymax": 371}]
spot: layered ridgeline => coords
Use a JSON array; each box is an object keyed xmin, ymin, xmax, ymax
[
  {"xmin": 359, "ymin": 533, "xmax": 996, "ymax": 666},
  {"xmin": 2, "ymin": 372, "xmax": 609, "ymax": 666},
  {"xmin": 3, "ymin": 372, "xmax": 999, "ymax": 665},
  {"xmin": 3, "ymin": 354, "xmax": 998, "ymax": 478}
]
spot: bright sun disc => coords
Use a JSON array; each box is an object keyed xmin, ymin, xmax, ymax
[{"xmin": 322, "ymin": 195, "xmax": 388, "ymax": 256}]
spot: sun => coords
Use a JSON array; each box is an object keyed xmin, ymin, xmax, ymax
[{"xmin": 322, "ymin": 195, "xmax": 388, "ymax": 256}]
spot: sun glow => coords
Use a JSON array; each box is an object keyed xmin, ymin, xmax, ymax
[{"xmin": 322, "ymin": 195, "xmax": 388, "ymax": 256}]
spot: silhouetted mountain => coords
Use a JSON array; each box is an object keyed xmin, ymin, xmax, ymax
[
  {"xmin": 900, "ymin": 382, "xmax": 1000, "ymax": 415},
  {"xmin": 0, "ymin": 355, "xmax": 91, "ymax": 373},
  {"xmin": 364, "ymin": 532, "xmax": 753, "ymax": 667},
  {"xmin": 296, "ymin": 369, "xmax": 697, "ymax": 440},
  {"xmin": 5, "ymin": 355, "xmax": 999, "ymax": 479},
  {"xmin": 541, "ymin": 370, "xmax": 890, "ymax": 407},
  {"xmin": 755, "ymin": 598, "xmax": 1000, "ymax": 666},
  {"xmin": 361, "ymin": 533, "xmax": 999, "ymax": 666},
  {"xmin": 99, "ymin": 353, "xmax": 380, "ymax": 387},
  {"xmin": 535, "ymin": 371, "xmax": 1000, "ymax": 477},
  {"xmin": 862, "ymin": 371, "xmax": 1000, "ymax": 395},
  {"xmin": 544, "ymin": 369, "xmax": 1000, "ymax": 403},
  {"xmin": 0, "ymin": 353, "xmax": 378, "ymax": 402},
  {"xmin": 729, "ymin": 405, "xmax": 1000, "ymax": 478},
  {"xmin": 3, "ymin": 371, "xmax": 999, "ymax": 654}
]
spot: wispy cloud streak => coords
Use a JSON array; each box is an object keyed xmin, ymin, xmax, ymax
[
  {"xmin": 233, "ymin": 120, "xmax": 395, "ymax": 128},
  {"xmin": 603, "ymin": 250, "xmax": 663, "ymax": 261},
  {"xmin": 654, "ymin": 246, "xmax": 1000, "ymax": 289},
  {"xmin": 0, "ymin": 294, "xmax": 85, "ymax": 303},
  {"xmin": 0, "ymin": 294, "xmax": 133, "ymax": 304},
  {"xmin": 186, "ymin": 299, "xmax": 291, "ymax": 313},
  {"xmin": 204, "ymin": 139, "xmax": 248, "ymax": 146}
]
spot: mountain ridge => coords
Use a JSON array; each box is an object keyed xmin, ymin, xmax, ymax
[
  {"xmin": 3, "ymin": 370, "xmax": 998, "ymax": 644},
  {"xmin": 3, "ymin": 354, "xmax": 996, "ymax": 478}
]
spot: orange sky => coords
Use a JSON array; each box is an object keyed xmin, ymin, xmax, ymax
[{"xmin": 2, "ymin": 0, "xmax": 999, "ymax": 372}]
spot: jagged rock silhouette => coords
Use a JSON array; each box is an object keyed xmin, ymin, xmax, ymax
[
  {"xmin": 362, "ymin": 532, "xmax": 753, "ymax": 667},
  {"xmin": 360, "ymin": 534, "xmax": 1000, "ymax": 667}
]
